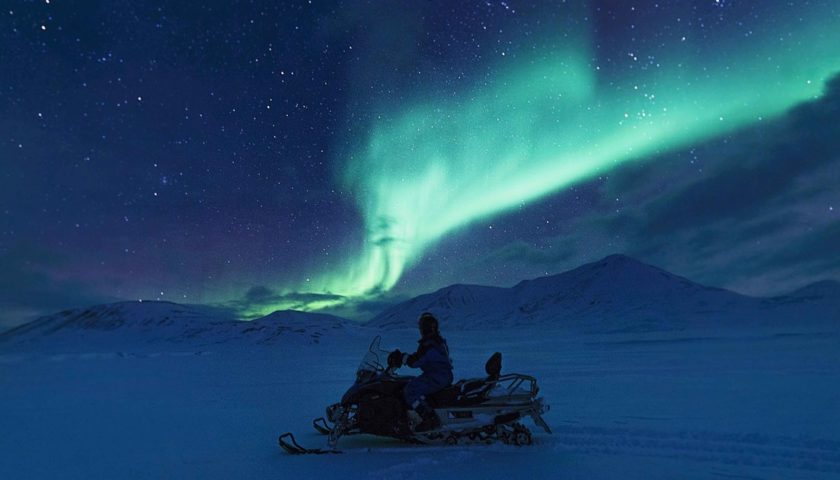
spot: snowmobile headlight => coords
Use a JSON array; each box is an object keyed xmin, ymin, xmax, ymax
[{"xmin": 356, "ymin": 369, "xmax": 375, "ymax": 383}]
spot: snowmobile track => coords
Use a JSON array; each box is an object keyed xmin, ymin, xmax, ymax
[{"xmin": 552, "ymin": 425, "xmax": 840, "ymax": 474}]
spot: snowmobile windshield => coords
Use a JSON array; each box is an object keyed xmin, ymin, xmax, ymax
[{"xmin": 356, "ymin": 336, "xmax": 389, "ymax": 379}]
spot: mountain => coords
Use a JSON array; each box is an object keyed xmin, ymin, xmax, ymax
[
  {"xmin": 781, "ymin": 279, "xmax": 840, "ymax": 301},
  {"xmin": 761, "ymin": 279, "xmax": 840, "ymax": 322},
  {"xmin": 368, "ymin": 254, "xmax": 839, "ymax": 332},
  {"xmin": 370, "ymin": 284, "xmax": 509, "ymax": 330},
  {"xmin": 212, "ymin": 309, "xmax": 358, "ymax": 345},
  {"xmin": 4, "ymin": 255, "xmax": 837, "ymax": 349},
  {"xmin": 0, "ymin": 301, "xmax": 360, "ymax": 351}
]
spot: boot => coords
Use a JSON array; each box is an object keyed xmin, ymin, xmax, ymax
[{"xmin": 413, "ymin": 402, "xmax": 440, "ymax": 432}]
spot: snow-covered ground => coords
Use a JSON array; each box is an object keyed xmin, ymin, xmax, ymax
[{"xmin": 3, "ymin": 325, "xmax": 839, "ymax": 479}]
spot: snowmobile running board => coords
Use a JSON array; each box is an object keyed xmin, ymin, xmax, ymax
[{"xmin": 278, "ymin": 432, "xmax": 341, "ymax": 455}]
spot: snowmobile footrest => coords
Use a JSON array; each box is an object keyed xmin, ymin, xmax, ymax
[
  {"xmin": 312, "ymin": 417, "xmax": 331, "ymax": 435},
  {"xmin": 278, "ymin": 432, "xmax": 341, "ymax": 455}
]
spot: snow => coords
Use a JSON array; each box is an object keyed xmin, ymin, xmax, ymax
[
  {"xmin": 2, "ymin": 256, "xmax": 839, "ymax": 479},
  {"xmin": 2, "ymin": 325, "xmax": 840, "ymax": 479}
]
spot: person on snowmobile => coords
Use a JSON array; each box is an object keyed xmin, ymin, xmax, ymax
[{"xmin": 388, "ymin": 312, "xmax": 454, "ymax": 432}]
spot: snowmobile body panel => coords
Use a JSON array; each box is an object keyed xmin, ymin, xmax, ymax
[{"xmin": 340, "ymin": 373, "xmax": 410, "ymax": 405}]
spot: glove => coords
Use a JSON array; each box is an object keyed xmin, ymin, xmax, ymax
[{"xmin": 387, "ymin": 349, "xmax": 404, "ymax": 369}]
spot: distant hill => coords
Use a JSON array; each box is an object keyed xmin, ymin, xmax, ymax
[
  {"xmin": 368, "ymin": 254, "xmax": 839, "ymax": 332},
  {"xmin": 0, "ymin": 301, "xmax": 359, "ymax": 351},
  {"xmin": 780, "ymin": 279, "xmax": 840, "ymax": 301}
]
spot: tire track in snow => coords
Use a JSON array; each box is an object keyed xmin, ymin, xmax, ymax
[{"xmin": 551, "ymin": 425, "xmax": 840, "ymax": 474}]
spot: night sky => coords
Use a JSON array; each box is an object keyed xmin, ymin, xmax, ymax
[{"xmin": 2, "ymin": 0, "xmax": 838, "ymax": 328}]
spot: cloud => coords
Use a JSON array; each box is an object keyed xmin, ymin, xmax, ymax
[
  {"xmin": 739, "ymin": 221, "xmax": 840, "ymax": 275},
  {"xmin": 316, "ymin": 295, "xmax": 406, "ymax": 322},
  {"xmin": 243, "ymin": 285, "xmax": 276, "ymax": 304},
  {"xmin": 222, "ymin": 284, "xmax": 403, "ymax": 321},
  {"xmin": 480, "ymin": 240, "xmax": 575, "ymax": 267},
  {"xmin": 0, "ymin": 245, "xmax": 111, "ymax": 330},
  {"xmin": 608, "ymin": 72, "xmax": 840, "ymax": 292},
  {"xmin": 605, "ymin": 73, "xmax": 840, "ymax": 236},
  {"xmin": 222, "ymin": 285, "xmax": 348, "ymax": 319},
  {"xmin": 474, "ymin": 72, "xmax": 840, "ymax": 295}
]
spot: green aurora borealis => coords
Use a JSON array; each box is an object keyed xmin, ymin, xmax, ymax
[{"xmin": 239, "ymin": 4, "xmax": 840, "ymax": 317}]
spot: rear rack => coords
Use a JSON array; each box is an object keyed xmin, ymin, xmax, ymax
[{"xmin": 492, "ymin": 373, "xmax": 539, "ymax": 398}]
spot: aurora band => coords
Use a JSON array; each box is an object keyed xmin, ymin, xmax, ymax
[{"xmin": 258, "ymin": 9, "xmax": 839, "ymax": 315}]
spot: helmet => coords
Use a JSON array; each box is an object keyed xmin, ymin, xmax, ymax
[{"xmin": 418, "ymin": 312, "xmax": 439, "ymax": 338}]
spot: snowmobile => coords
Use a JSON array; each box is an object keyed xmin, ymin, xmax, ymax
[{"xmin": 278, "ymin": 336, "xmax": 551, "ymax": 454}]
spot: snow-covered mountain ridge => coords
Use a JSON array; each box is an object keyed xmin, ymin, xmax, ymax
[
  {"xmin": 369, "ymin": 254, "xmax": 839, "ymax": 332},
  {"xmin": 0, "ymin": 301, "xmax": 358, "ymax": 350},
  {"xmin": 2, "ymin": 254, "xmax": 837, "ymax": 350}
]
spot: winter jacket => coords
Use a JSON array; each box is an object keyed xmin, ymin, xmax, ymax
[{"xmin": 405, "ymin": 335, "xmax": 454, "ymax": 386}]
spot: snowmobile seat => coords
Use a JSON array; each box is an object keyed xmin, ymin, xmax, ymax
[
  {"xmin": 427, "ymin": 384, "xmax": 462, "ymax": 406},
  {"xmin": 428, "ymin": 381, "xmax": 485, "ymax": 407},
  {"xmin": 428, "ymin": 378, "xmax": 495, "ymax": 407},
  {"xmin": 428, "ymin": 352, "xmax": 503, "ymax": 407},
  {"xmin": 485, "ymin": 352, "xmax": 502, "ymax": 380}
]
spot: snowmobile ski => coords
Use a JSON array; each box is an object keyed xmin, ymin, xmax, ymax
[{"xmin": 278, "ymin": 432, "xmax": 341, "ymax": 455}]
